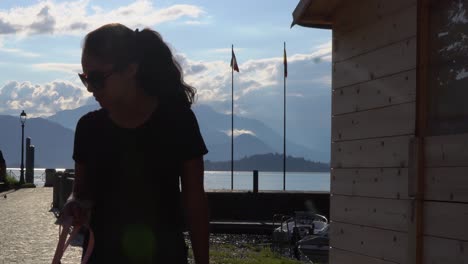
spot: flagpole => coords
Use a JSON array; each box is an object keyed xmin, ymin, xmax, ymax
[
  {"xmin": 231, "ymin": 44, "xmax": 234, "ymax": 190},
  {"xmin": 283, "ymin": 42, "xmax": 287, "ymax": 191}
]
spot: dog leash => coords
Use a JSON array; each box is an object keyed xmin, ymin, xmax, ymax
[{"xmin": 52, "ymin": 215, "xmax": 95, "ymax": 264}]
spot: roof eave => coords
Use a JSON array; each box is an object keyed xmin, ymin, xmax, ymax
[
  {"xmin": 291, "ymin": 20, "xmax": 333, "ymax": 29},
  {"xmin": 291, "ymin": 0, "xmax": 339, "ymax": 29}
]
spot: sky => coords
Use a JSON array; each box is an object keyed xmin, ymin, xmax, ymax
[{"xmin": 0, "ymin": 0, "xmax": 332, "ymax": 151}]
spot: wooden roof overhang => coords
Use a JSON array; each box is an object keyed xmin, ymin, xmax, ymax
[{"xmin": 291, "ymin": 0, "xmax": 342, "ymax": 29}]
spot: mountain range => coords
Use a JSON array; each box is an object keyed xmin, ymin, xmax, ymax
[
  {"xmin": 0, "ymin": 115, "xmax": 74, "ymax": 168},
  {"xmin": 0, "ymin": 103, "xmax": 329, "ymax": 168},
  {"xmin": 205, "ymin": 153, "xmax": 329, "ymax": 172}
]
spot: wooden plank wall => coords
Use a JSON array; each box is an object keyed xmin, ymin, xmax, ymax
[
  {"xmin": 423, "ymin": 134, "xmax": 468, "ymax": 263},
  {"xmin": 330, "ymin": 0, "xmax": 416, "ymax": 263}
]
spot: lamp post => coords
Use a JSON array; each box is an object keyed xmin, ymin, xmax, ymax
[{"xmin": 19, "ymin": 110, "xmax": 27, "ymax": 185}]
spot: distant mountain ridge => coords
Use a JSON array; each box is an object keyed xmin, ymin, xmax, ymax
[
  {"xmin": 47, "ymin": 104, "xmax": 100, "ymax": 130},
  {"xmin": 205, "ymin": 153, "xmax": 330, "ymax": 172},
  {"xmin": 0, "ymin": 103, "xmax": 329, "ymax": 168},
  {"xmin": 0, "ymin": 115, "xmax": 74, "ymax": 168},
  {"xmin": 46, "ymin": 103, "xmax": 328, "ymax": 162},
  {"xmin": 193, "ymin": 104, "xmax": 327, "ymax": 162}
]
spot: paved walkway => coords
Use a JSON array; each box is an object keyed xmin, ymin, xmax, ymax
[{"xmin": 0, "ymin": 187, "xmax": 82, "ymax": 264}]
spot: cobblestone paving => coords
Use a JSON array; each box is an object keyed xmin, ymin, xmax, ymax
[{"xmin": 0, "ymin": 188, "xmax": 82, "ymax": 264}]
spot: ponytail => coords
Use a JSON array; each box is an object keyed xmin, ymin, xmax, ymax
[{"xmin": 134, "ymin": 28, "xmax": 195, "ymax": 106}]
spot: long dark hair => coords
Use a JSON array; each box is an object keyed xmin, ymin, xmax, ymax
[{"xmin": 82, "ymin": 23, "xmax": 195, "ymax": 107}]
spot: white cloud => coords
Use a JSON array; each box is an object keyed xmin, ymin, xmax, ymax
[
  {"xmin": 178, "ymin": 41, "xmax": 332, "ymax": 108},
  {"xmin": 223, "ymin": 129, "xmax": 256, "ymax": 137},
  {"xmin": 309, "ymin": 40, "xmax": 332, "ymax": 61},
  {"xmin": 0, "ymin": 80, "xmax": 90, "ymax": 117},
  {"xmin": 0, "ymin": 47, "xmax": 40, "ymax": 58},
  {"xmin": 0, "ymin": 38, "xmax": 40, "ymax": 57},
  {"xmin": 0, "ymin": 41, "xmax": 331, "ymax": 118},
  {"xmin": 211, "ymin": 48, "xmax": 246, "ymax": 54},
  {"xmin": 288, "ymin": 92, "xmax": 304, "ymax": 98},
  {"xmin": 0, "ymin": 0, "xmax": 206, "ymax": 36},
  {"xmin": 30, "ymin": 6, "xmax": 56, "ymax": 34},
  {"xmin": 0, "ymin": 18, "xmax": 17, "ymax": 34},
  {"xmin": 184, "ymin": 20, "xmax": 208, "ymax": 25},
  {"xmin": 32, "ymin": 63, "xmax": 81, "ymax": 73}
]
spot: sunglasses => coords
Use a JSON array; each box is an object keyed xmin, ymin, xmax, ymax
[{"xmin": 78, "ymin": 70, "xmax": 115, "ymax": 91}]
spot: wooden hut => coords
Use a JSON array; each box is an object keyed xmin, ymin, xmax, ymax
[{"xmin": 292, "ymin": 0, "xmax": 468, "ymax": 263}]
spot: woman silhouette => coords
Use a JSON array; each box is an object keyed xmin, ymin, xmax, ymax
[{"xmin": 61, "ymin": 23, "xmax": 209, "ymax": 264}]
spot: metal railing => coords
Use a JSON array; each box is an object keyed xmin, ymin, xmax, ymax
[
  {"xmin": 6, "ymin": 169, "xmax": 46, "ymax": 184},
  {"xmin": 7, "ymin": 169, "xmax": 18, "ymax": 179}
]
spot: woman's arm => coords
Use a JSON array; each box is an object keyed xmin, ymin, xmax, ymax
[
  {"xmin": 60, "ymin": 162, "xmax": 92, "ymax": 226},
  {"xmin": 72, "ymin": 162, "xmax": 91, "ymax": 200},
  {"xmin": 181, "ymin": 156, "xmax": 209, "ymax": 264}
]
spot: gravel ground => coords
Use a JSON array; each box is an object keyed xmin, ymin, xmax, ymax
[
  {"xmin": 0, "ymin": 188, "xmax": 82, "ymax": 264},
  {"xmin": 0, "ymin": 187, "xmax": 326, "ymax": 263}
]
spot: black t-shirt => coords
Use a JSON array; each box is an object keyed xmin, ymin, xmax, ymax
[
  {"xmin": 73, "ymin": 102, "xmax": 208, "ymax": 263},
  {"xmin": 0, "ymin": 150, "xmax": 4, "ymax": 164}
]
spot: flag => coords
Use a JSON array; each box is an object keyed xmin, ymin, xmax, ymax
[
  {"xmin": 283, "ymin": 43, "xmax": 287, "ymax": 78},
  {"xmin": 231, "ymin": 47, "xmax": 239, "ymax": 72}
]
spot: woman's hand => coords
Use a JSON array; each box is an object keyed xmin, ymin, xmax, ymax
[
  {"xmin": 58, "ymin": 162, "xmax": 93, "ymax": 227},
  {"xmin": 58, "ymin": 198, "xmax": 92, "ymax": 227}
]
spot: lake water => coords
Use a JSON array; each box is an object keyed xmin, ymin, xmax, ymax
[{"xmin": 6, "ymin": 169, "xmax": 330, "ymax": 192}]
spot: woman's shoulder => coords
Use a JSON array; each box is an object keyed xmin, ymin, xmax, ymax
[{"xmin": 76, "ymin": 108, "xmax": 107, "ymax": 128}]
